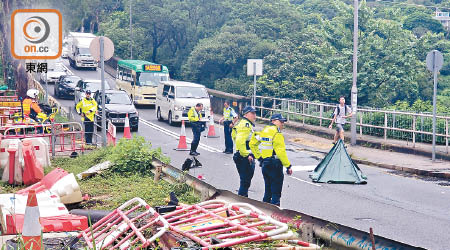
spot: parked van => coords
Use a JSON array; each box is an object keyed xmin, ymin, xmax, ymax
[{"xmin": 156, "ymin": 81, "xmax": 211, "ymax": 126}]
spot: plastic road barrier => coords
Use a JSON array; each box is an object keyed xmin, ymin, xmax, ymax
[
  {"xmin": 22, "ymin": 140, "xmax": 44, "ymax": 185},
  {"xmin": 162, "ymin": 200, "xmax": 291, "ymax": 249},
  {"xmin": 17, "ymin": 168, "xmax": 83, "ymax": 204},
  {"xmin": 0, "ymin": 139, "xmax": 23, "ymax": 184},
  {"xmin": 22, "ymin": 137, "xmax": 51, "ymax": 167},
  {"xmin": 79, "ymin": 197, "xmax": 169, "ymax": 250}
]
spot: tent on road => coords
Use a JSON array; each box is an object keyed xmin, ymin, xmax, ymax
[{"xmin": 310, "ymin": 139, "xmax": 367, "ymax": 184}]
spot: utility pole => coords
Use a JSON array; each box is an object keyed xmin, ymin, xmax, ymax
[
  {"xmin": 129, "ymin": 0, "xmax": 133, "ymax": 59},
  {"xmin": 351, "ymin": 0, "xmax": 359, "ymax": 146}
]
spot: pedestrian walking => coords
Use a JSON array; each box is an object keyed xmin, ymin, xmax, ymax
[
  {"xmin": 252, "ymin": 114, "xmax": 292, "ymax": 206},
  {"xmin": 188, "ymin": 103, "xmax": 205, "ymax": 156},
  {"xmin": 328, "ymin": 96, "xmax": 353, "ymax": 144},
  {"xmin": 219, "ymin": 100, "xmax": 238, "ymax": 154},
  {"xmin": 232, "ymin": 106, "xmax": 260, "ymax": 197},
  {"xmin": 76, "ymin": 90, "xmax": 98, "ymax": 145}
]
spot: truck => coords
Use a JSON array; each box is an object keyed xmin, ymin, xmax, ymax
[{"xmin": 67, "ymin": 32, "xmax": 98, "ymax": 70}]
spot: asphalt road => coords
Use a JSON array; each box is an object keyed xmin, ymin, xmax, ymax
[{"xmin": 47, "ymin": 59, "xmax": 450, "ymax": 250}]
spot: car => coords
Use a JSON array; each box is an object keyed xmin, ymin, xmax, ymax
[
  {"xmin": 54, "ymin": 75, "xmax": 81, "ymax": 99},
  {"xmin": 61, "ymin": 46, "xmax": 69, "ymax": 58},
  {"xmin": 94, "ymin": 90, "xmax": 139, "ymax": 132},
  {"xmin": 74, "ymin": 79, "xmax": 111, "ymax": 107},
  {"xmin": 41, "ymin": 63, "xmax": 68, "ymax": 84},
  {"xmin": 155, "ymin": 80, "xmax": 211, "ymax": 126}
]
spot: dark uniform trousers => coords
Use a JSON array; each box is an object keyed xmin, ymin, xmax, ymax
[
  {"xmin": 223, "ymin": 120, "xmax": 233, "ymax": 152},
  {"xmin": 84, "ymin": 119, "xmax": 94, "ymax": 144},
  {"xmin": 233, "ymin": 152, "xmax": 255, "ymax": 197},
  {"xmin": 190, "ymin": 122, "xmax": 204, "ymax": 153},
  {"xmin": 261, "ymin": 158, "xmax": 284, "ymax": 206}
]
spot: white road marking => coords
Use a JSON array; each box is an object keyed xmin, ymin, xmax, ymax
[
  {"xmin": 139, "ymin": 118, "xmax": 222, "ymax": 153},
  {"xmin": 291, "ymin": 165, "xmax": 316, "ymax": 172},
  {"xmin": 289, "ymin": 176, "xmax": 322, "ymax": 187},
  {"xmin": 61, "ymin": 63, "xmax": 74, "ymax": 75}
]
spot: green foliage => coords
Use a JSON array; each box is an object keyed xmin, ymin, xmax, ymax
[
  {"xmin": 109, "ymin": 136, "xmax": 170, "ymax": 175},
  {"xmin": 403, "ymin": 12, "xmax": 446, "ymax": 35}
]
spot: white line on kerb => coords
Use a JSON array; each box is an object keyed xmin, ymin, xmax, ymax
[
  {"xmin": 61, "ymin": 63, "xmax": 74, "ymax": 75},
  {"xmin": 139, "ymin": 118, "xmax": 222, "ymax": 153},
  {"xmin": 289, "ymin": 176, "xmax": 322, "ymax": 187}
]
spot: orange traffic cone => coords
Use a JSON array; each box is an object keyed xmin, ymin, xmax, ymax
[
  {"xmin": 206, "ymin": 109, "xmax": 219, "ymax": 138},
  {"xmin": 22, "ymin": 189, "xmax": 42, "ymax": 250},
  {"xmin": 175, "ymin": 120, "xmax": 189, "ymax": 151},
  {"xmin": 123, "ymin": 113, "xmax": 132, "ymax": 139}
]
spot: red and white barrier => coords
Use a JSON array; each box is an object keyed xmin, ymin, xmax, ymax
[
  {"xmin": 107, "ymin": 121, "xmax": 116, "ymax": 146},
  {"xmin": 0, "ymin": 190, "xmax": 88, "ymax": 234},
  {"xmin": 22, "ymin": 137, "xmax": 51, "ymax": 168},
  {"xmin": 0, "ymin": 139, "xmax": 23, "ymax": 184},
  {"xmin": 79, "ymin": 197, "xmax": 169, "ymax": 249},
  {"xmin": 22, "ymin": 140, "xmax": 44, "ymax": 186},
  {"xmin": 17, "ymin": 168, "xmax": 82, "ymax": 204}
]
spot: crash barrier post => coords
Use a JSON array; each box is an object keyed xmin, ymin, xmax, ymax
[
  {"xmin": 175, "ymin": 120, "xmax": 189, "ymax": 151},
  {"xmin": 22, "ymin": 189, "xmax": 42, "ymax": 250},
  {"xmin": 22, "ymin": 140, "xmax": 44, "ymax": 186},
  {"xmin": 7, "ymin": 140, "xmax": 19, "ymax": 185},
  {"xmin": 161, "ymin": 200, "xmax": 298, "ymax": 249},
  {"xmin": 206, "ymin": 109, "xmax": 219, "ymax": 138},
  {"xmin": 107, "ymin": 120, "xmax": 116, "ymax": 146},
  {"xmin": 79, "ymin": 197, "xmax": 169, "ymax": 249},
  {"xmin": 2, "ymin": 122, "xmax": 85, "ymax": 156}
]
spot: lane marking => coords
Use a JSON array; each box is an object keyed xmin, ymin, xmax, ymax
[
  {"xmin": 61, "ymin": 61, "xmax": 74, "ymax": 75},
  {"xmin": 291, "ymin": 165, "xmax": 316, "ymax": 172},
  {"xmin": 289, "ymin": 176, "xmax": 322, "ymax": 187},
  {"xmin": 139, "ymin": 118, "xmax": 222, "ymax": 153}
]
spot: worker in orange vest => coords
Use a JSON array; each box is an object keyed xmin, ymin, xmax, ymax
[{"xmin": 22, "ymin": 89, "xmax": 42, "ymax": 121}]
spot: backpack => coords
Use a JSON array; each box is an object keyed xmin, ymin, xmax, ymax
[{"xmin": 332, "ymin": 104, "xmax": 348, "ymax": 118}]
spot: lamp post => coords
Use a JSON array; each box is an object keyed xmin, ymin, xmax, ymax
[{"xmin": 350, "ymin": 0, "xmax": 359, "ymax": 146}]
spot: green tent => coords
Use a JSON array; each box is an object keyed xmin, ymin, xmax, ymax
[{"xmin": 310, "ymin": 139, "xmax": 367, "ymax": 184}]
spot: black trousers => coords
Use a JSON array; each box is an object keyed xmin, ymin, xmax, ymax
[
  {"xmin": 190, "ymin": 122, "xmax": 203, "ymax": 152},
  {"xmin": 84, "ymin": 120, "xmax": 94, "ymax": 144},
  {"xmin": 223, "ymin": 121, "xmax": 233, "ymax": 152}
]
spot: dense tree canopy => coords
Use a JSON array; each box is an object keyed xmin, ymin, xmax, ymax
[{"xmin": 17, "ymin": 0, "xmax": 450, "ymax": 111}]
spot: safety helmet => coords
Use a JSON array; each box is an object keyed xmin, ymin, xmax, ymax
[{"xmin": 26, "ymin": 89, "xmax": 39, "ymax": 99}]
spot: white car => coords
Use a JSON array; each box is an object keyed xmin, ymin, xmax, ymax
[
  {"xmin": 41, "ymin": 63, "xmax": 68, "ymax": 84},
  {"xmin": 74, "ymin": 79, "xmax": 111, "ymax": 106},
  {"xmin": 61, "ymin": 46, "xmax": 69, "ymax": 58}
]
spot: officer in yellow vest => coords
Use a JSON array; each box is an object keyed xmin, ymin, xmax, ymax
[
  {"xmin": 251, "ymin": 113, "xmax": 292, "ymax": 206},
  {"xmin": 232, "ymin": 106, "xmax": 260, "ymax": 197},
  {"xmin": 188, "ymin": 103, "xmax": 205, "ymax": 156},
  {"xmin": 219, "ymin": 100, "xmax": 238, "ymax": 154},
  {"xmin": 76, "ymin": 90, "xmax": 98, "ymax": 145}
]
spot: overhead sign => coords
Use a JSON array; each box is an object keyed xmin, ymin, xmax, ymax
[
  {"xmin": 247, "ymin": 59, "xmax": 263, "ymax": 76},
  {"xmin": 144, "ymin": 64, "xmax": 162, "ymax": 72},
  {"xmin": 89, "ymin": 36, "xmax": 114, "ymax": 61},
  {"xmin": 426, "ymin": 50, "xmax": 443, "ymax": 72}
]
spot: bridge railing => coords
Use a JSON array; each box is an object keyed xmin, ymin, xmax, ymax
[{"xmin": 254, "ymin": 96, "xmax": 449, "ymax": 154}]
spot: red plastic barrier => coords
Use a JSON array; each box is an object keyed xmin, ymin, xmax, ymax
[
  {"xmin": 22, "ymin": 140, "xmax": 44, "ymax": 185},
  {"xmin": 6, "ymin": 214, "xmax": 88, "ymax": 234},
  {"xmin": 17, "ymin": 168, "xmax": 68, "ymax": 195},
  {"xmin": 7, "ymin": 144, "xmax": 18, "ymax": 185}
]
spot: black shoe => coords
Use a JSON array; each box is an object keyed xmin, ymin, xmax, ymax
[
  {"xmin": 225, "ymin": 151, "xmax": 233, "ymax": 154},
  {"xmin": 189, "ymin": 151, "xmax": 197, "ymax": 156},
  {"xmin": 195, "ymin": 152, "xmax": 200, "ymax": 156}
]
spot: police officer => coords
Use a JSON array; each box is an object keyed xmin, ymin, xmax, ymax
[
  {"xmin": 233, "ymin": 106, "xmax": 260, "ymax": 197},
  {"xmin": 188, "ymin": 103, "xmax": 205, "ymax": 156},
  {"xmin": 23, "ymin": 89, "xmax": 42, "ymax": 121},
  {"xmin": 76, "ymin": 90, "xmax": 98, "ymax": 145},
  {"xmin": 253, "ymin": 114, "xmax": 292, "ymax": 206},
  {"xmin": 219, "ymin": 100, "xmax": 238, "ymax": 154}
]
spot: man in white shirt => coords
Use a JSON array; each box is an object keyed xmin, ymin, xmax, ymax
[{"xmin": 328, "ymin": 96, "xmax": 352, "ymax": 144}]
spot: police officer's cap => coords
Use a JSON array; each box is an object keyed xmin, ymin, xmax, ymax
[
  {"xmin": 242, "ymin": 106, "xmax": 256, "ymax": 115},
  {"xmin": 85, "ymin": 90, "xmax": 92, "ymax": 95},
  {"xmin": 270, "ymin": 113, "xmax": 287, "ymax": 122}
]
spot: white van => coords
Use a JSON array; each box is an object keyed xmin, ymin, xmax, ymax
[{"xmin": 156, "ymin": 81, "xmax": 211, "ymax": 126}]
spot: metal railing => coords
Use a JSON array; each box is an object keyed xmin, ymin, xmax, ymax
[{"xmin": 255, "ymin": 96, "xmax": 450, "ymax": 154}]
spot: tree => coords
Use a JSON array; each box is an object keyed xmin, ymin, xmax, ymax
[{"xmin": 403, "ymin": 12, "xmax": 446, "ymax": 36}]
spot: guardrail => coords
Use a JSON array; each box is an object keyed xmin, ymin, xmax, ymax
[{"xmin": 255, "ymin": 96, "xmax": 450, "ymax": 154}]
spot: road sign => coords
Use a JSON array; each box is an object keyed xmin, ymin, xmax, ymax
[
  {"xmin": 426, "ymin": 50, "xmax": 444, "ymax": 162},
  {"xmin": 426, "ymin": 50, "xmax": 443, "ymax": 72},
  {"xmin": 247, "ymin": 59, "xmax": 263, "ymax": 76},
  {"xmin": 89, "ymin": 36, "xmax": 114, "ymax": 61}
]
